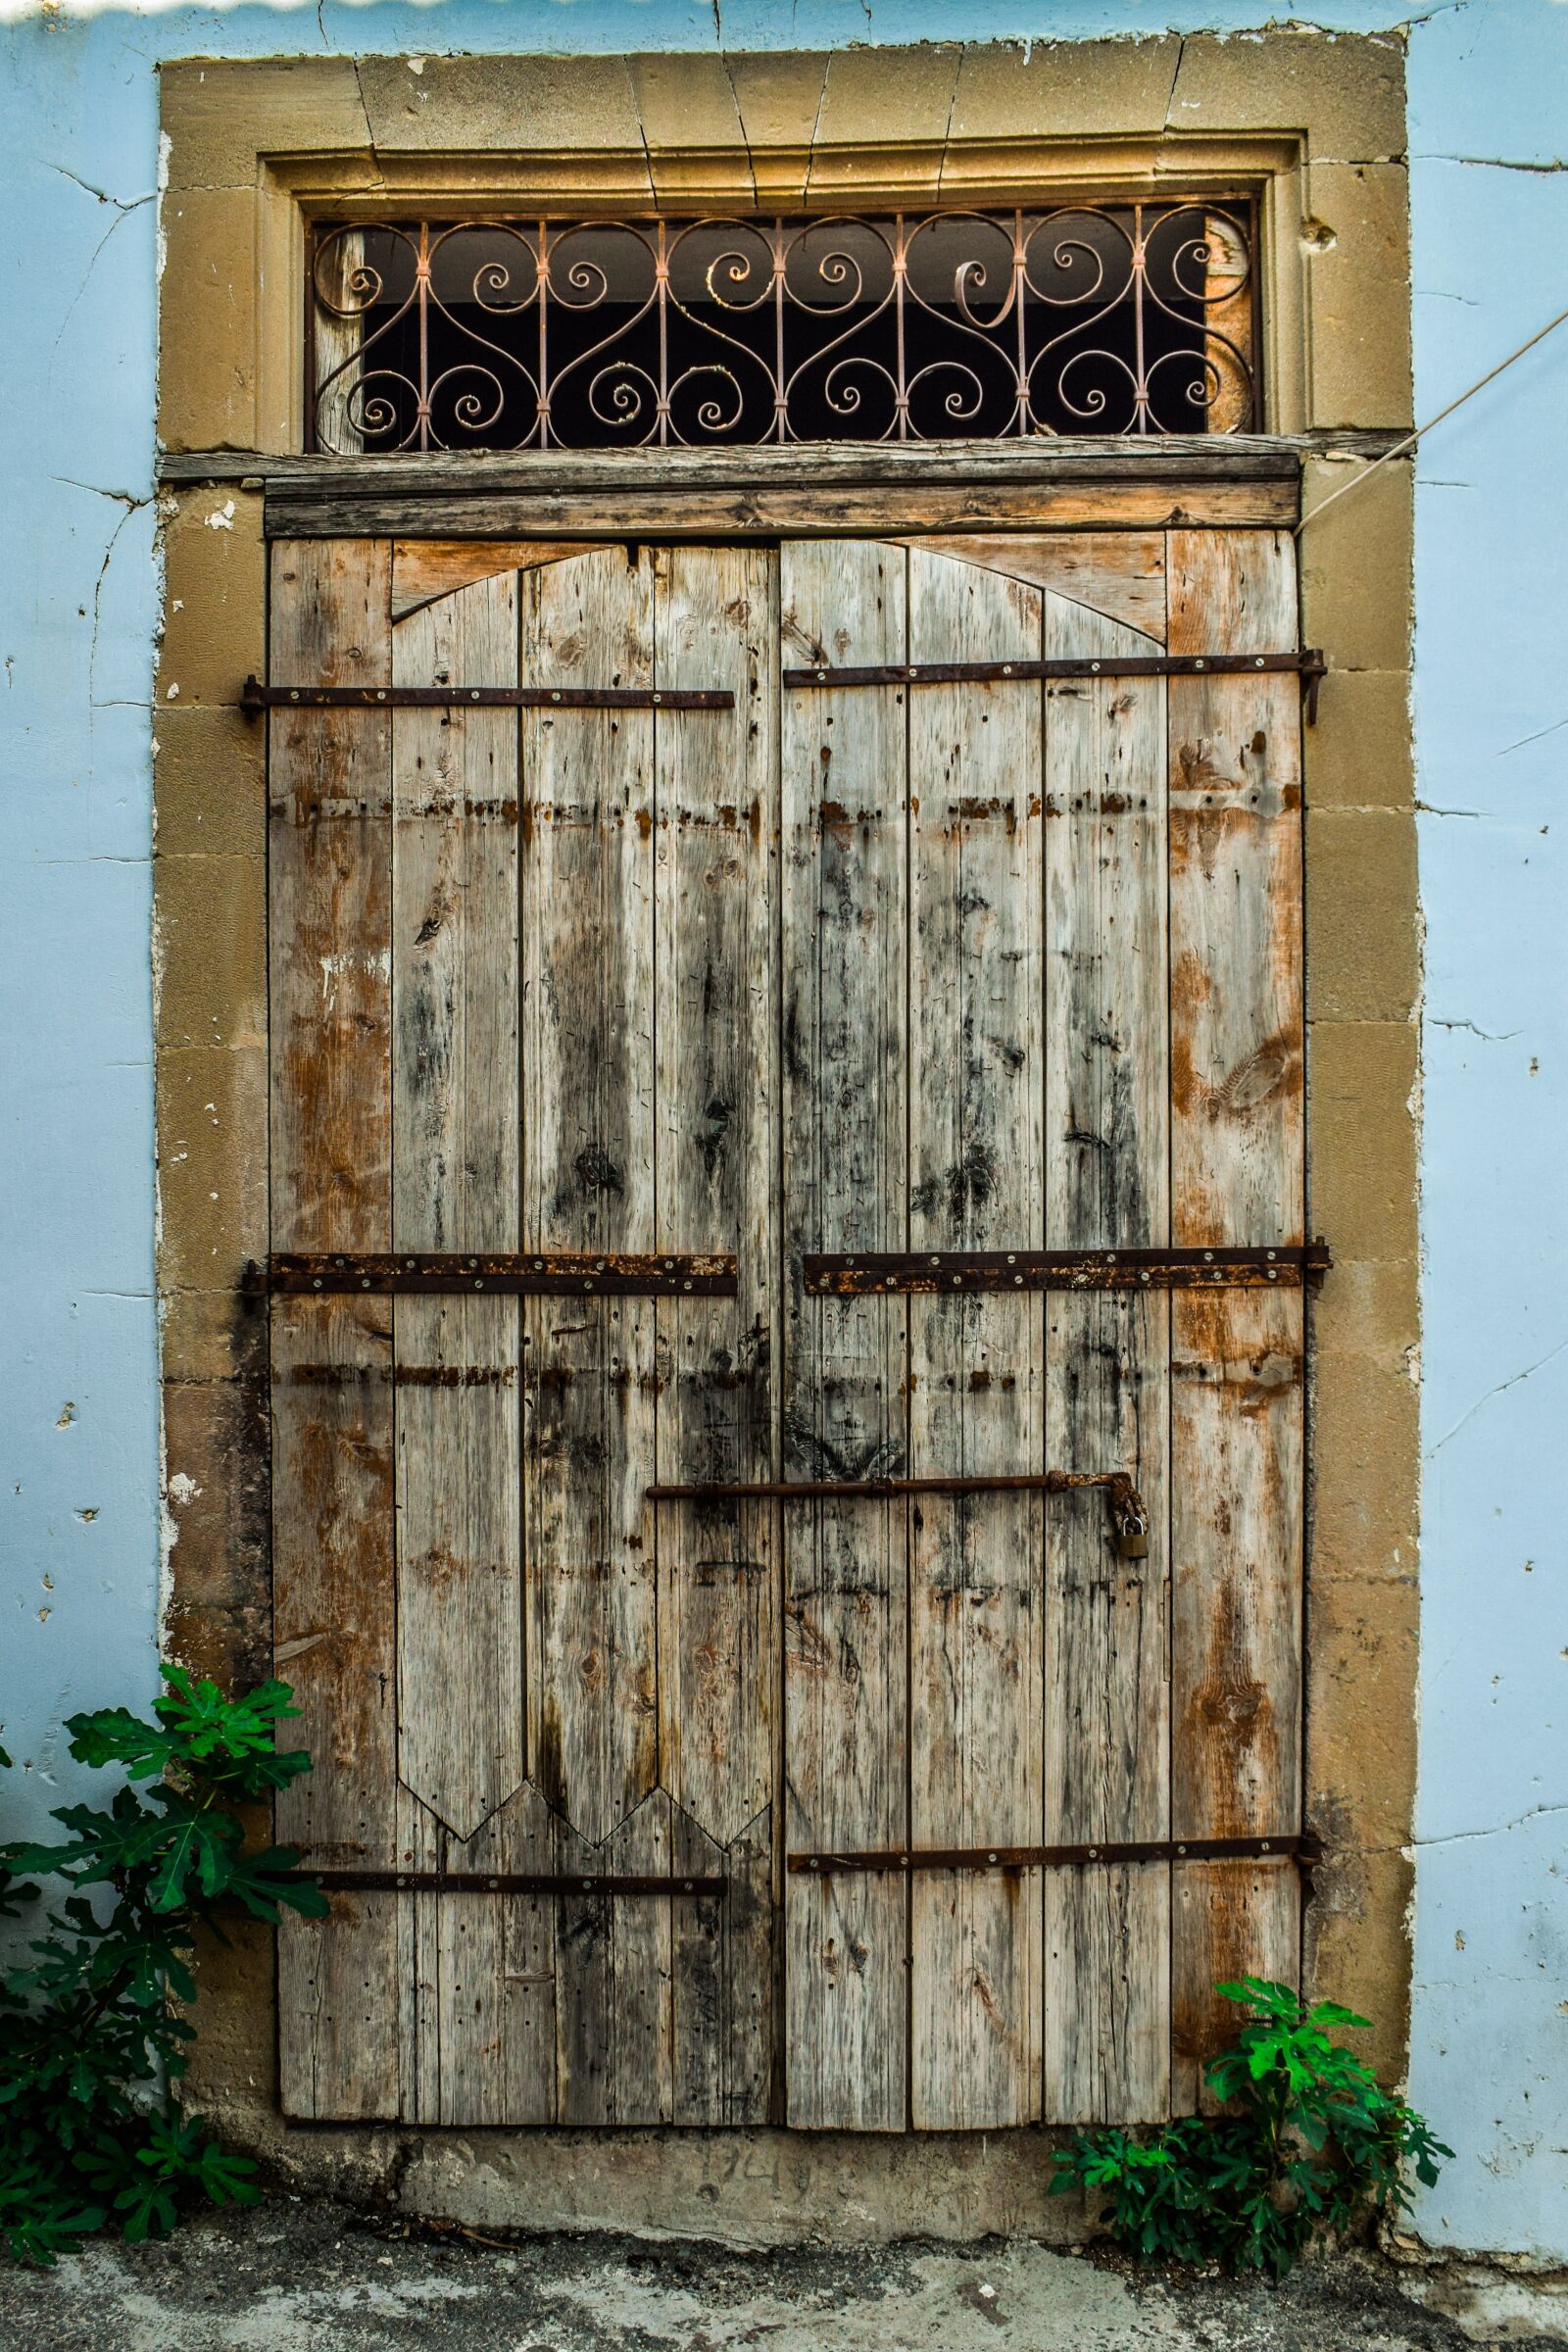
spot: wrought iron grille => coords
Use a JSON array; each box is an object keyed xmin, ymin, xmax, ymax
[{"xmin": 309, "ymin": 204, "xmax": 1259, "ymax": 456}]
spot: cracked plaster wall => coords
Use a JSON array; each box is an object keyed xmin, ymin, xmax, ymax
[
  {"xmin": 1404, "ymin": 0, "xmax": 1568, "ymax": 2266},
  {"xmin": 0, "ymin": 0, "xmax": 1562, "ymax": 2268}
]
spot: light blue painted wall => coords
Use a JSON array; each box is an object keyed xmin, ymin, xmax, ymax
[
  {"xmin": 0, "ymin": 0, "xmax": 1562, "ymax": 2263},
  {"xmin": 1404, "ymin": 0, "xmax": 1568, "ymax": 2265}
]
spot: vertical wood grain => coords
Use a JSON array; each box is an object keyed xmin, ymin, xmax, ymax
[
  {"xmin": 1166, "ymin": 528, "xmax": 1305, "ymax": 2104},
  {"xmin": 520, "ymin": 549, "xmax": 659, "ymax": 1851},
  {"xmin": 906, "ymin": 546, "xmax": 1045, "ymax": 2131},
  {"xmin": 781, "ymin": 540, "xmax": 910, "ymax": 2131},
  {"xmin": 1042, "ymin": 583, "xmax": 1172, "ymax": 2125},
  {"xmin": 269, "ymin": 540, "xmax": 399, "ymax": 2121},
  {"xmin": 519, "ymin": 549, "xmax": 666, "ymax": 2116},
  {"xmin": 652, "ymin": 546, "xmax": 779, "ymax": 2120},
  {"xmin": 391, "ymin": 569, "xmax": 523, "ymax": 1847}
]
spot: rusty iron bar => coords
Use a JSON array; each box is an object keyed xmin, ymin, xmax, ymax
[
  {"xmin": 803, "ymin": 1243, "xmax": 1333, "ymax": 1297},
  {"xmin": 309, "ymin": 1871, "xmax": 724, "ymax": 1897},
  {"xmin": 788, "ymin": 1833, "xmax": 1322, "ymax": 1876},
  {"xmin": 783, "ymin": 648, "xmax": 1327, "ymax": 719},
  {"xmin": 241, "ymin": 676, "xmax": 732, "ymax": 714},
  {"xmin": 783, "ymin": 652, "xmax": 1321, "ymax": 687},
  {"xmin": 268, "ymin": 1250, "xmax": 738, "ymax": 1297},
  {"xmin": 647, "ymin": 1467, "xmax": 1151, "ymax": 1559}
]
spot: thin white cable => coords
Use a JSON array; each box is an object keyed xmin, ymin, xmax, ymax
[{"xmin": 1295, "ymin": 301, "xmax": 1568, "ymax": 537}]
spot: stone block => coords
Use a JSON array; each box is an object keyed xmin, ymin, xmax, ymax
[
  {"xmin": 356, "ymin": 54, "xmax": 644, "ymax": 156},
  {"xmin": 155, "ymin": 705, "xmax": 267, "ymax": 858},
  {"xmin": 1307, "ymin": 808, "xmax": 1419, "ymax": 1023},
  {"xmin": 1166, "ymin": 31, "xmax": 1405, "ymax": 162},
  {"xmin": 1313, "ymin": 1252, "xmax": 1419, "ymax": 1375},
  {"xmin": 1304, "ymin": 668, "xmax": 1413, "ymax": 811},
  {"xmin": 813, "ymin": 44, "xmax": 961, "ymax": 158},
  {"xmin": 949, "ymin": 36, "xmax": 1182, "ymax": 142},
  {"xmin": 1303, "ymin": 1841, "xmax": 1413, "ymax": 2082},
  {"xmin": 162, "ymin": 1377, "xmax": 270, "ymax": 1617},
  {"xmin": 156, "ymin": 854, "xmax": 266, "ymax": 1052},
  {"xmin": 160, "ymin": 1283, "xmax": 268, "ymax": 1386},
  {"xmin": 1306, "ymin": 1573, "xmax": 1419, "ymax": 1848},
  {"xmin": 1308, "ymin": 1020, "xmax": 1419, "ymax": 1265},
  {"xmin": 725, "ymin": 53, "xmax": 830, "ymax": 201},
  {"xmin": 161, "ymin": 58, "xmax": 368, "ymax": 188},
  {"xmin": 159, "ymin": 492, "xmax": 266, "ymax": 709},
  {"xmin": 156, "ymin": 1044, "xmax": 269, "ymax": 1292},
  {"xmin": 1303, "ymin": 162, "xmax": 1413, "ymax": 429},
  {"xmin": 158, "ymin": 188, "xmax": 260, "ymax": 453},
  {"xmin": 1301, "ymin": 454, "xmax": 1413, "ymax": 676}
]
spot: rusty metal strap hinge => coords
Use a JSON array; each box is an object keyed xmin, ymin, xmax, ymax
[
  {"xmin": 241, "ymin": 676, "xmax": 733, "ymax": 714},
  {"xmin": 648, "ymin": 1468, "xmax": 1152, "ymax": 1559},
  {"xmin": 309, "ymin": 1870, "xmax": 724, "ymax": 1897},
  {"xmin": 804, "ymin": 1243, "xmax": 1332, "ymax": 1297},
  {"xmin": 782, "ymin": 650, "xmax": 1327, "ymax": 722},
  {"xmin": 265, "ymin": 1251, "xmax": 738, "ymax": 1297},
  {"xmin": 789, "ymin": 1834, "xmax": 1322, "ymax": 1877}
]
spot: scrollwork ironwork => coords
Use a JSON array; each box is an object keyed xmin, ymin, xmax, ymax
[{"xmin": 308, "ymin": 203, "xmax": 1258, "ymax": 455}]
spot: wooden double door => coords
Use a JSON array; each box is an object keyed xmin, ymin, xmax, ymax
[{"xmin": 270, "ymin": 525, "xmax": 1306, "ymax": 2131}]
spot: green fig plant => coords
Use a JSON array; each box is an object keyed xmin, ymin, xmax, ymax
[
  {"xmin": 0, "ymin": 1668, "xmax": 324, "ymax": 2265},
  {"xmin": 1051, "ymin": 1978, "xmax": 1452, "ymax": 2279}
]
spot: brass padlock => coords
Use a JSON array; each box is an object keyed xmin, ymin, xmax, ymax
[{"xmin": 1114, "ymin": 1512, "xmax": 1150, "ymax": 1561}]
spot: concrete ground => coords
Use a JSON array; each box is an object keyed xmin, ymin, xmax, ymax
[{"xmin": 0, "ymin": 2201, "xmax": 1560, "ymax": 2352}]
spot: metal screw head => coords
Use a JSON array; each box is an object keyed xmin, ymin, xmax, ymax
[
  {"xmin": 682, "ymin": 1280, "xmax": 693, "ymax": 1292},
  {"xmin": 1002, "ymin": 663, "xmax": 1012, "ymax": 676},
  {"xmin": 652, "ymin": 692, "xmax": 662, "ymax": 705},
  {"xmin": 289, "ymin": 689, "xmax": 301, "ymax": 703},
  {"xmin": 376, "ymin": 689, "xmax": 387, "ymax": 701},
  {"xmin": 1255, "ymin": 657, "xmax": 1266, "ymax": 669},
  {"xmin": 817, "ymin": 668, "xmax": 827, "ymax": 681},
  {"xmin": 312, "ymin": 1277, "xmax": 322, "ymax": 1290},
  {"xmin": 551, "ymin": 691, "xmax": 561, "ymax": 703},
  {"xmin": 362, "ymin": 1277, "xmax": 371, "ymax": 1290}
]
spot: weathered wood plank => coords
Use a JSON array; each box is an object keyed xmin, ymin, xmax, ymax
[
  {"xmin": 270, "ymin": 480, "xmax": 1297, "ymax": 543},
  {"xmin": 652, "ymin": 545, "xmax": 777, "ymax": 1849},
  {"xmin": 248, "ymin": 436, "xmax": 1307, "ymax": 496},
  {"xmin": 391, "ymin": 570, "xmax": 523, "ymax": 1847},
  {"xmin": 906, "ymin": 545, "xmax": 1044, "ymax": 2132},
  {"xmin": 1042, "ymin": 582, "xmax": 1172, "ymax": 2126},
  {"xmin": 392, "ymin": 538, "xmax": 593, "ymax": 619},
  {"xmin": 651, "ymin": 546, "xmax": 778, "ymax": 2121},
  {"xmin": 269, "ymin": 538, "xmax": 400, "ymax": 2123},
  {"xmin": 521, "ymin": 549, "xmax": 659, "ymax": 1853},
  {"xmin": 556, "ymin": 1792, "xmax": 674, "ymax": 2125},
  {"xmin": 906, "ymin": 533, "xmax": 1167, "ymax": 643},
  {"xmin": 272, "ymin": 1298, "xmax": 400, "ymax": 2121},
  {"xmin": 667, "ymin": 1800, "xmax": 773, "ymax": 2126},
  {"xmin": 1166, "ymin": 528, "xmax": 1305, "ymax": 2100},
  {"xmin": 781, "ymin": 539, "xmax": 910, "ymax": 2132},
  {"xmin": 1172, "ymin": 1860, "xmax": 1298, "ymax": 2113},
  {"xmin": 268, "ymin": 539, "xmax": 393, "ymax": 1251}
]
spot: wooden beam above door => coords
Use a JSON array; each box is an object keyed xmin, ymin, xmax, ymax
[{"xmin": 158, "ymin": 436, "xmax": 1309, "ymax": 539}]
